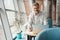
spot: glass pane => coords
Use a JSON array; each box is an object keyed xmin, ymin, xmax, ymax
[
  {"xmin": 4, "ymin": 0, "xmax": 15, "ymax": 10},
  {"xmin": 6, "ymin": 11, "xmax": 20, "ymax": 38},
  {"xmin": 6, "ymin": 11, "xmax": 15, "ymax": 25},
  {"xmin": 0, "ymin": 15, "xmax": 6, "ymax": 40}
]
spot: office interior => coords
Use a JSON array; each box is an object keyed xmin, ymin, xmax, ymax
[{"xmin": 0, "ymin": 0, "xmax": 60, "ymax": 40}]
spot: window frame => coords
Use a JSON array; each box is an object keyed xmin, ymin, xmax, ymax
[{"xmin": 0, "ymin": 0, "xmax": 20, "ymax": 39}]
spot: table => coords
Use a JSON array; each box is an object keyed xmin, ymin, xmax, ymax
[
  {"xmin": 27, "ymin": 34, "xmax": 36, "ymax": 40},
  {"xmin": 26, "ymin": 31, "xmax": 37, "ymax": 40},
  {"xmin": 26, "ymin": 30, "xmax": 42, "ymax": 40}
]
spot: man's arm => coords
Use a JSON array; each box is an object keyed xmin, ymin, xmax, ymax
[{"xmin": 27, "ymin": 14, "xmax": 33, "ymax": 31}]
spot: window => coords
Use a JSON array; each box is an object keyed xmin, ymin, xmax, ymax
[
  {"xmin": 4, "ymin": 0, "xmax": 15, "ymax": 10},
  {"xmin": 0, "ymin": 15, "xmax": 6, "ymax": 40},
  {"xmin": 6, "ymin": 11, "xmax": 20, "ymax": 38},
  {"xmin": 4, "ymin": 0, "xmax": 20, "ymax": 38},
  {"xmin": 6, "ymin": 11, "xmax": 15, "ymax": 25}
]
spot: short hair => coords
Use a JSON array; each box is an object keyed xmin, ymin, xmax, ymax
[{"xmin": 33, "ymin": 2, "xmax": 39, "ymax": 6}]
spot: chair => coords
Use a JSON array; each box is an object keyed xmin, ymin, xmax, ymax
[
  {"xmin": 48, "ymin": 18, "xmax": 52, "ymax": 28},
  {"xmin": 35, "ymin": 28, "xmax": 60, "ymax": 40}
]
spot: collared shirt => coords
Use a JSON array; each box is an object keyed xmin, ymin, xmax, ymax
[{"xmin": 27, "ymin": 11, "xmax": 48, "ymax": 27}]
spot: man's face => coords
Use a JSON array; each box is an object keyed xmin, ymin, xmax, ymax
[{"xmin": 33, "ymin": 5, "xmax": 39, "ymax": 14}]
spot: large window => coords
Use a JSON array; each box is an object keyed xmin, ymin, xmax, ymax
[
  {"xmin": 6, "ymin": 11, "xmax": 15, "ymax": 25},
  {"xmin": 4, "ymin": 0, "xmax": 20, "ymax": 38},
  {"xmin": 0, "ymin": 14, "xmax": 6, "ymax": 40},
  {"xmin": 4, "ymin": 0, "xmax": 15, "ymax": 10}
]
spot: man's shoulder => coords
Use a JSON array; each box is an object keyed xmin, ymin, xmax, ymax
[{"xmin": 28, "ymin": 12, "xmax": 34, "ymax": 19}]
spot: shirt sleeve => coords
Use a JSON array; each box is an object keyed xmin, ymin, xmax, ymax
[
  {"xmin": 43, "ymin": 17, "xmax": 48, "ymax": 25},
  {"xmin": 43, "ymin": 14, "xmax": 48, "ymax": 25},
  {"xmin": 27, "ymin": 13, "xmax": 33, "ymax": 27},
  {"xmin": 40, "ymin": 12, "xmax": 48, "ymax": 25}
]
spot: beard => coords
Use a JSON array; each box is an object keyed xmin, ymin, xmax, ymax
[
  {"xmin": 34, "ymin": 10, "xmax": 40, "ymax": 15},
  {"xmin": 34, "ymin": 10, "xmax": 39, "ymax": 14}
]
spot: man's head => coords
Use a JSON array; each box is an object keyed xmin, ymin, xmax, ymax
[{"xmin": 33, "ymin": 3, "xmax": 40, "ymax": 14}]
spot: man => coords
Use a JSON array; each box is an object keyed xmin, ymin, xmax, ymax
[{"xmin": 27, "ymin": 3, "xmax": 48, "ymax": 32}]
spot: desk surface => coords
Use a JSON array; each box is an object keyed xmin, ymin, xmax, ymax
[
  {"xmin": 26, "ymin": 31, "xmax": 37, "ymax": 36},
  {"xmin": 25, "ymin": 29, "xmax": 42, "ymax": 36}
]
